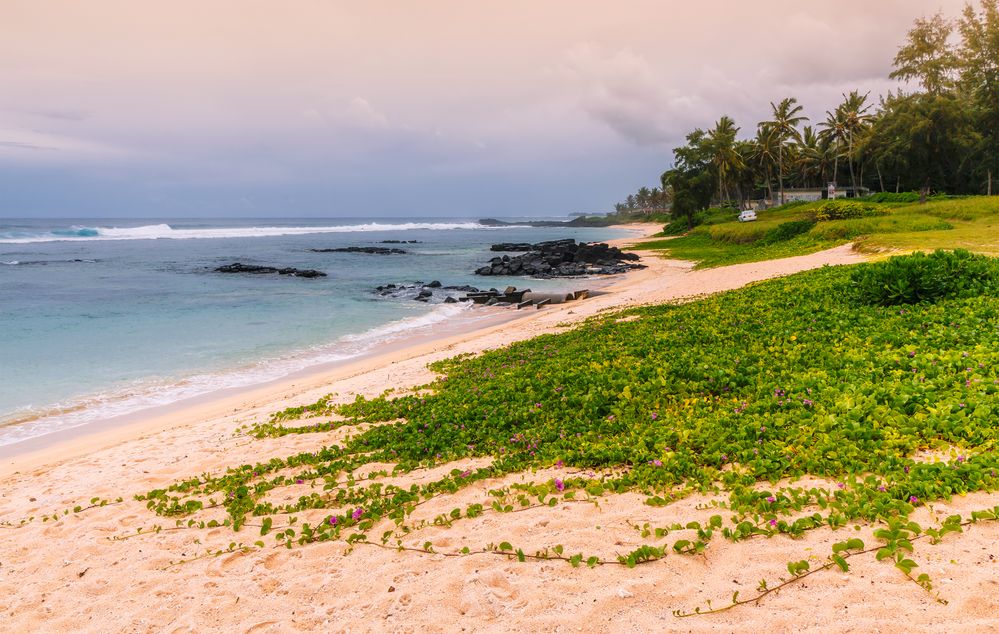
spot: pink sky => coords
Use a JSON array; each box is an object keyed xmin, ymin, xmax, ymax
[{"xmin": 0, "ymin": 0, "xmax": 971, "ymax": 216}]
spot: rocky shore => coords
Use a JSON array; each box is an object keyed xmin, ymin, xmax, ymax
[
  {"xmin": 475, "ymin": 239, "xmax": 644, "ymax": 278},
  {"xmin": 309, "ymin": 247, "xmax": 407, "ymax": 255},
  {"xmin": 214, "ymin": 263, "xmax": 327, "ymax": 278}
]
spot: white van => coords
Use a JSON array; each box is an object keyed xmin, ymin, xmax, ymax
[{"xmin": 738, "ymin": 210, "xmax": 757, "ymax": 222}]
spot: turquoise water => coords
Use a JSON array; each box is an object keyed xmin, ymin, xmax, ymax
[{"xmin": 0, "ymin": 218, "xmax": 627, "ymax": 447}]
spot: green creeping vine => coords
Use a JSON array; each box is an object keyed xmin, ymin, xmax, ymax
[
  {"xmin": 1, "ymin": 497, "xmax": 123, "ymax": 529},
  {"xmin": 115, "ymin": 255, "xmax": 999, "ymax": 614}
]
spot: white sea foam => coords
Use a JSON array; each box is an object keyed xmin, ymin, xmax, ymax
[
  {"xmin": 0, "ymin": 222, "xmax": 517, "ymax": 244},
  {"xmin": 0, "ymin": 301, "xmax": 477, "ymax": 447}
]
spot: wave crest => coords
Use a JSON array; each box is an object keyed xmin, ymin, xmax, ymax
[{"xmin": 0, "ymin": 222, "xmax": 514, "ymax": 244}]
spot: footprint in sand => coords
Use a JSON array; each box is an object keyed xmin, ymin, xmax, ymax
[{"xmin": 457, "ymin": 569, "xmax": 527, "ymax": 619}]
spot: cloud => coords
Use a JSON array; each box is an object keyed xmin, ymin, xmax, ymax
[
  {"xmin": 0, "ymin": 128, "xmax": 130, "ymax": 163},
  {"xmin": 560, "ymin": 46, "xmax": 676, "ymax": 146}
]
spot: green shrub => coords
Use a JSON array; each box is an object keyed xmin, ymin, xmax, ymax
[
  {"xmin": 814, "ymin": 200, "xmax": 885, "ymax": 221},
  {"xmin": 760, "ymin": 219, "xmax": 817, "ymax": 245},
  {"xmin": 862, "ymin": 192, "xmax": 921, "ymax": 203},
  {"xmin": 662, "ymin": 206, "xmax": 739, "ymax": 236},
  {"xmin": 850, "ymin": 249, "xmax": 998, "ymax": 306}
]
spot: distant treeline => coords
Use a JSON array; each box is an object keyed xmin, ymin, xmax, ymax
[{"xmin": 616, "ymin": 1, "xmax": 999, "ymax": 226}]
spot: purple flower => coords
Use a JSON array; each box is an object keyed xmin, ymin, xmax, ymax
[
  {"xmin": 554, "ymin": 478, "xmax": 565, "ymax": 492},
  {"xmin": 878, "ymin": 485, "xmax": 887, "ymax": 492},
  {"xmin": 649, "ymin": 459, "xmax": 663, "ymax": 467},
  {"xmin": 651, "ymin": 412, "xmax": 658, "ymax": 420},
  {"xmin": 769, "ymin": 519, "xmax": 777, "ymax": 527},
  {"xmin": 720, "ymin": 455, "xmax": 728, "ymax": 463},
  {"xmin": 909, "ymin": 496, "xmax": 919, "ymax": 504},
  {"xmin": 352, "ymin": 508, "xmax": 363, "ymax": 520},
  {"xmin": 956, "ymin": 455, "xmax": 965, "ymax": 463},
  {"xmin": 908, "ymin": 351, "xmax": 916, "ymax": 358},
  {"xmin": 766, "ymin": 496, "xmax": 776, "ymax": 503},
  {"xmin": 555, "ymin": 460, "xmax": 564, "ymax": 469},
  {"xmin": 837, "ymin": 482, "xmax": 845, "ymax": 489},
  {"xmin": 904, "ymin": 465, "xmax": 910, "ymax": 474},
  {"xmin": 328, "ymin": 516, "xmax": 338, "ymax": 526},
  {"xmin": 534, "ymin": 403, "xmax": 542, "ymax": 409},
  {"xmin": 296, "ymin": 479, "xmax": 304, "ymax": 484}
]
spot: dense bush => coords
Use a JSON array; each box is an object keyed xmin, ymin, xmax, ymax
[
  {"xmin": 814, "ymin": 200, "xmax": 886, "ymax": 221},
  {"xmin": 862, "ymin": 192, "xmax": 922, "ymax": 203},
  {"xmin": 662, "ymin": 206, "xmax": 739, "ymax": 236},
  {"xmin": 759, "ymin": 219, "xmax": 817, "ymax": 245},
  {"xmin": 851, "ymin": 249, "xmax": 998, "ymax": 306}
]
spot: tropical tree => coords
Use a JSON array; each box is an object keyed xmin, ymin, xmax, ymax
[
  {"xmin": 837, "ymin": 91, "xmax": 876, "ymax": 193},
  {"xmin": 750, "ymin": 124, "xmax": 779, "ymax": 203},
  {"xmin": 818, "ymin": 108, "xmax": 847, "ymax": 187},
  {"xmin": 796, "ymin": 126, "xmax": 827, "ymax": 187},
  {"xmin": 957, "ymin": 0, "xmax": 999, "ymax": 193},
  {"xmin": 705, "ymin": 116, "xmax": 744, "ymax": 204},
  {"xmin": 890, "ymin": 12, "xmax": 958, "ymax": 95},
  {"xmin": 761, "ymin": 97, "xmax": 808, "ymax": 204}
]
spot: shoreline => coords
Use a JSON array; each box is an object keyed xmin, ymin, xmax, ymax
[
  {"xmin": 0, "ymin": 223, "xmax": 655, "ymax": 477},
  {"xmin": 0, "ymin": 223, "xmax": 862, "ymax": 479},
  {"xmin": 8, "ymin": 226, "xmax": 960, "ymax": 634}
]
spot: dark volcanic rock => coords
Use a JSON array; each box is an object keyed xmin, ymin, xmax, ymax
[
  {"xmin": 309, "ymin": 246, "xmax": 406, "ymax": 255},
  {"xmin": 474, "ymin": 240, "xmax": 643, "ymax": 278},
  {"xmin": 215, "ymin": 263, "xmax": 327, "ymax": 278},
  {"xmin": 372, "ymin": 281, "xmax": 479, "ymax": 303}
]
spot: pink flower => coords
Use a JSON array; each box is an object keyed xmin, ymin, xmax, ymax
[
  {"xmin": 649, "ymin": 459, "xmax": 663, "ymax": 467},
  {"xmin": 650, "ymin": 412, "xmax": 658, "ymax": 420},
  {"xmin": 328, "ymin": 516, "xmax": 338, "ymax": 526},
  {"xmin": 769, "ymin": 519, "xmax": 777, "ymax": 527},
  {"xmin": 352, "ymin": 508, "xmax": 363, "ymax": 520},
  {"xmin": 555, "ymin": 460, "xmax": 564, "ymax": 469},
  {"xmin": 554, "ymin": 478, "xmax": 565, "ymax": 492},
  {"xmin": 296, "ymin": 479, "xmax": 304, "ymax": 484},
  {"xmin": 766, "ymin": 496, "xmax": 776, "ymax": 503},
  {"xmin": 909, "ymin": 496, "xmax": 919, "ymax": 504}
]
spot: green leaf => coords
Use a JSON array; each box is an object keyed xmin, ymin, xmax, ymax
[{"xmin": 832, "ymin": 554, "xmax": 849, "ymax": 572}]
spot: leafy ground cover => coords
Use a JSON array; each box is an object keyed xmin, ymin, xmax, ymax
[
  {"xmin": 635, "ymin": 196, "xmax": 999, "ymax": 268},
  {"xmin": 115, "ymin": 253, "xmax": 999, "ymax": 614}
]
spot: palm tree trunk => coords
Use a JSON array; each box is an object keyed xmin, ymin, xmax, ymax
[
  {"xmin": 847, "ymin": 133, "xmax": 858, "ymax": 196},
  {"xmin": 877, "ymin": 164, "xmax": 885, "ymax": 193},
  {"xmin": 778, "ymin": 144, "xmax": 785, "ymax": 205},
  {"xmin": 832, "ymin": 146, "xmax": 839, "ymax": 187}
]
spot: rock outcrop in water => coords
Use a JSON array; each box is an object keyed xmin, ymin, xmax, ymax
[
  {"xmin": 215, "ymin": 263, "xmax": 327, "ymax": 278},
  {"xmin": 308, "ymin": 246, "xmax": 406, "ymax": 255},
  {"xmin": 475, "ymin": 240, "xmax": 643, "ymax": 278},
  {"xmin": 380, "ymin": 240, "xmax": 422, "ymax": 244},
  {"xmin": 374, "ymin": 281, "xmax": 480, "ymax": 303}
]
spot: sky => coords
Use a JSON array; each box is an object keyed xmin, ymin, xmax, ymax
[{"xmin": 0, "ymin": 0, "xmax": 971, "ymax": 218}]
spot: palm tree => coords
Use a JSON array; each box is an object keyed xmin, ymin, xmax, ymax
[
  {"xmin": 706, "ymin": 116, "xmax": 744, "ymax": 204},
  {"xmin": 750, "ymin": 124, "xmax": 779, "ymax": 204},
  {"xmin": 818, "ymin": 108, "xmax": 847, "ymax": 188},
  {"xmin": 761, "ymin": 97, "xmax": 808, "ymax": 204},
  {"xmin": 837, "ymin": 91, "xmax": 876, "ymax": 194},
  {"xmin": 796, "ymin": 126, "xmax": 826, "ymax": 187}
]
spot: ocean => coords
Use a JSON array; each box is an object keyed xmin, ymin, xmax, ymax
[{"xmin": 0, "ymin": 217, "xmax": 628, "ymax": 449}]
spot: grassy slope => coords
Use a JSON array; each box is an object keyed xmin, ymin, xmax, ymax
[{"xmin": 633, "ymin": 197, "xmax": 999, "ymax": 268}]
